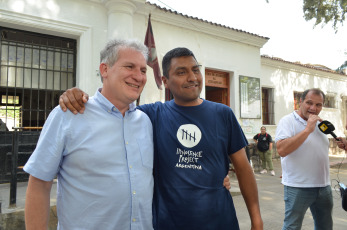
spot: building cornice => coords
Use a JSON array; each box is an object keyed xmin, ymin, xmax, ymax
[
  {"xmin": 0, "ymin": 8, "xmax": 90, "ymax": 38},
  {"xmin": 261, "ymin": 56, "xmax": 347, "ymax": 82},
  {"xmin": 79, "ymin": 0, "xmax": 269, "ymax": 47},
  {"xmin": 136, "ymin": 2, "xmax": 269, "ymax": 48}
]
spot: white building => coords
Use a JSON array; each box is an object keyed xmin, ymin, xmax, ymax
[{"xmin": 0, "ymin": 0, "xmax": 346, "ymax": 152}]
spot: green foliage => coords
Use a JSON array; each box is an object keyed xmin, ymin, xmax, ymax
[
  {"xmin": 0, "ymin": 106, "xmax": 21, "ymax": 121},
  {"xmin": 303, "ymin": 0, "xmax": 347, "ymax": 32},
  {"xmin": 336, "ymin": 60, "xmax": 347, "ymax": 73}
]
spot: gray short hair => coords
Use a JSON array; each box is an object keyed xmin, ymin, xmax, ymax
[{"xmin": 99, "ymin": 39, "xmax": 148, "ymax": 82}]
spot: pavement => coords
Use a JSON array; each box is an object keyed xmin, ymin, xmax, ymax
[
  {"xmin": 0, "ymin": 156, "xmax": 347, "ymax": 229},
  {"xmin": 230, "ymin": 156, "xmax": 347, "ymax": 230}
]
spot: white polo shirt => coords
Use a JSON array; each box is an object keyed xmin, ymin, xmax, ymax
[{"xmin": 275, "ymin": 111, "xmax": 330, "ymax": 187}]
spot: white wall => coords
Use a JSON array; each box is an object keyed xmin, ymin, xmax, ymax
[
  {"xmin": 0, "ymin": 0, "xmax": 267, "ymax": 102},
  {"xmin": 261, "ymin": 57, "xmax": 347, "ymax": 138},
  {"xmin": 0, "ymin": 0, "xmax": 108, "ymax": 94}
]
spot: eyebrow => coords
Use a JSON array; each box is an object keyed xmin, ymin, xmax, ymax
[{"xmin": 174, "ymin": 64, "xmax": 201, "ymax": 71}]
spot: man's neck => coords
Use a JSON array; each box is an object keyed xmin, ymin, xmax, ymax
[
  {"xmin": 174, "ymin": 98, "xmax": 203, "ymax": 107},
  {"xmin": 100, "ymin": 88, "xmax": 130, "ymax": 117}
]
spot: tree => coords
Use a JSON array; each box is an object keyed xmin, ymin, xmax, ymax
[
  {"xmin": 303, "ymin": 0, "xmax": 347, "ymax": 32},
  {"xmin": 336, "ymin": 60, "xmax": 347, "ymax": 73}
]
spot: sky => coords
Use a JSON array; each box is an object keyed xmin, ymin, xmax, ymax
[{"xmin": 147, "ymin": 0, "xmax": 347, "ymax": 70}]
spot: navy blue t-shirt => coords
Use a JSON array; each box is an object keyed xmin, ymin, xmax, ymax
[{"xmin": 139, "ymin": 99, "xmax": 248, "ymax": 230}]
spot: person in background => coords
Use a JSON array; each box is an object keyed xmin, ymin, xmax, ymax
[
  {"xmin": 253, "ymin": 126, "xmax": 274, "ymax": 176},
  {"xmin": 275, "ymin": 88, "xmax": 333, "ymax": 230}
]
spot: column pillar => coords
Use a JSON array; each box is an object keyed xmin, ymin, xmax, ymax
[{"xmin": 103, "ymin": 0, "xmax": 137, "ymax": 40}]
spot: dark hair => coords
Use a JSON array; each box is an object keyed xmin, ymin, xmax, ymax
[
  {"xmin": 260, "ymin": 126, "xmax": 266, "ymax": 130},
  {"xmin": 162, "ymin": 47, "xmax": 197, "ymax": 78},
  {"xmin": 300, "ymin": 88, "xmax": 325, "ymax": 102}
]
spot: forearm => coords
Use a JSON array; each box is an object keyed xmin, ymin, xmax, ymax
[
  {"xmin": 231, "ymin": 150, "xmax": 263, "ymax": 229},
  {"xmin": 25, "ymin": 175, "xmax": 53, "ymax": 230},
  {"xmin": 236, "ymin": 166, "xmax": 263, "ymax": 229},
  {"xmin": 276, "ymin": 128, "xmax": 311, "ymax": 157}
]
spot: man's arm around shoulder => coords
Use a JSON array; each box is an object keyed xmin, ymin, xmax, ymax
[
  {"xmin": 25, "ymin": 175, "xmax": 53, "ymax": 230},
  {"xmin": 230, "ymin": 148, "xmax": 263, "ymax": 230}
]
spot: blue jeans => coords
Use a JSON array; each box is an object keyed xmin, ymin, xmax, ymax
[{"xmin": 282, "ymin": 185, "xmax": 333, "ymax": 230}]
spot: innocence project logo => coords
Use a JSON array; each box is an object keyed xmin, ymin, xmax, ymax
[{"xmin": 175, "ymin": 124, "xmax": 203, "ymax": 170}]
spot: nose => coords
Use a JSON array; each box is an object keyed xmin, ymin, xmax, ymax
[
  {"xmin": 309, "ymin": 104, "xmax": 317, "ymax": 112},
  {"xmin": 187, "ymin": 70, "xmax": 198, "ymax": 82},
  {"xmin": 133, "ymin": 68, "xmax": 146, "ymax": 82}
]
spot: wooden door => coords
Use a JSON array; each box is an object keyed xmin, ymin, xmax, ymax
[{"xmin": 206, "ymin": 88, "xmax": 228, "ymax": 105}]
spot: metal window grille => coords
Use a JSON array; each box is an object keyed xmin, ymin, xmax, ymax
[
  {"xmin": 324, "ymin": 95, "xmax": 336, "ymax": 108},
  {"xmin": 0, "ymin": 27, "xmax": 77, "ymax": 130}
]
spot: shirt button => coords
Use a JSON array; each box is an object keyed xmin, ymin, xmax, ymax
[
  {"xmin": 129, "ymin": 165, "xmax": 132, "ymax": 169},
  {"xmin": 126, "ymin": 142, "xmax": 128, "ymax": 145},
  {"xmin": 107, "ymin": 110, "xmax": 111, "ymax": 113},
  {"xmin": 132, "ymin": 218, "xmax": 136, "ymax": 222},
  {"xmin": 133, "ymin": 191, "xmax": 136, "ymax": 195},
  {"xmin": 112, "ymin": 107, "xmax": 117, "ymax": 111}
]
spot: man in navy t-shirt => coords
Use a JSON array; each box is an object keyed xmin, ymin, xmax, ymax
[{"xmin": 60, "ymin": 48, "xmax": 263, "ymax": 230}]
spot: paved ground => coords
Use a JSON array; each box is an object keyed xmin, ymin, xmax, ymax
[
  {"xmin": 0, "ymin": 180, "xmax": 57, "ymax": 215},
  {"xmin": 230, "ymin": 156, "xmax": 347, "ymax": 230},
  {"xmin": 1, "ymin": 156, "xmax": 347, "ymax": 229}
]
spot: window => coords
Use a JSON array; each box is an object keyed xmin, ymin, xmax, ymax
[
  {"xmin": 294, "ymin": 91, "xmax": 303, "ymax": 110},
  {"xmin": 239, "ymin": 76, "xmax": 261, "ymax": 119},
  {"xmin": 0, "ymin": 27, "xmax": 77, "ymax": 130},
  {"xmin": 1, "ymin": 94, "xmax": 19, "ymax": 105},
  {"xmin": 262, "ymin": 88, "xmax": 275, "ymax": 125},
  {"xmin": 324, "ymin": 94, "xmax": 336, "ymax": 108}
]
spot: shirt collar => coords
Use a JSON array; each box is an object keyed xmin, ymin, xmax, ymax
[
  {"xmin": 293, "ymin": 111, "xmax": 307, "ymax": 125},
  {"xmin": 94, "ymin": 88, "xmax": 137, "ymax": 114}
]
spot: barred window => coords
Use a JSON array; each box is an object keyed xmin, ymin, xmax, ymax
[
  {"xmin": 0, "ymin": 27, "xmax": 76, "ymax": 130},
  {"xmin": 324, "ymin": 94, "xmax": 336, "ymax": 108}
]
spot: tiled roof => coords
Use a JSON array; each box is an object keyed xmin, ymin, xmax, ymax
[
  {"xmin": 146, "ymin": 1, "xmax": 269, "ymax": 40},
  {"xmin": 261, "ymin": 55, "xmax": 346, "ymax": 76}
]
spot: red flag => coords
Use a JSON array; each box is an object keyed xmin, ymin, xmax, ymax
[{"xmin": 144, "ymin": 15, "xmax": 162, "ymax": 90}]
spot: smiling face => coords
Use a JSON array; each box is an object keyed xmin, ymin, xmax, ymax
[
  {"xmin": 162, "ymin": 56, "xmax": 203, "ymax": 106},
  {"xmin": 100, "ymin": 47, "xmax": 147, "ymax": 111},
  {"xmin": 297, "ymin": 90, "xmax": 324, "ymax": 120}
]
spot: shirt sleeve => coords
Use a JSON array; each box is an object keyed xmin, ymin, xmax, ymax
[
  {"xmin": 228, "ymin": 109, "xmax": 248, "ymax": 154},
  {"xmin": 275, "ymin": 115, "xmax": 293, "ymax": 143},
  {"xmin": 268, "ymin": 134, "xmax": 273, "ymax": 142},
  {"xmin": 24, "ymin": 107, "xmax": 67, "ymax": 181},
  {"xmin": 137, "ymin": 103, "xmax": 157, "ymax": 123}
]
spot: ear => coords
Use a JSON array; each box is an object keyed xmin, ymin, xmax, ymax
[
  {"xmin": 162, "ymin": 76, "xmax": 169, "ymax": 89},
  {"xmin": 99, "ymin": 63, "xmax": 108, "ymax": 79}
]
